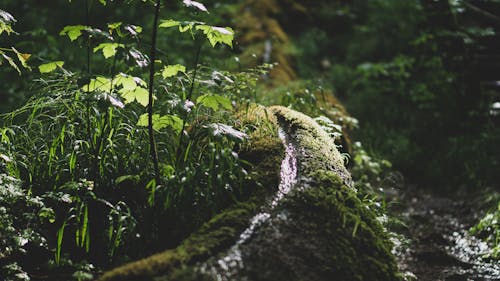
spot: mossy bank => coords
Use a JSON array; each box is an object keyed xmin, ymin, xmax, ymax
[{"xmin": 96, "ymin": 106, "xmax": 401, "ymax": 281}]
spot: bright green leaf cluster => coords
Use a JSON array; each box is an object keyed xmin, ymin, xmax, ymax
[
  {"xmin": 159, "ymin": 19, "xmax": 234, "ymax": 47},
  {"xmin": 137, "ymin": 113, "xmax": 183, "ymax": 133},
  {"xmin": 161, "ymin": 64, "xmax": 186, "ymax": 78},
  {"xmin": 60, "ymin": 25, "xmax": 90, "ymax": 41},
  {"xmin": 80, "ymin": 74, "xmax": 149, "ymax": 107},
  {"xmin": 82, "ymin": 76, "xmax": 112, "ymax": 92},
  {"xmin": 0, "ymin": 9, "xmax": 16, "ymax": 35},
  {"xmin": 39, "ymin": 61, "xmax": 64, "ymax": 73},
  {"xmin": 120, "ymin": 87, "xmax": 149, "ymax": 106},
  {"xmin": 196, "ymin": 94, "xmax": 232, "ymax": 111},
  {"xmin": 114, "ymin": 74, "xmax": 149, "ymax": 106},
  {"xmin": 93, "ymin": 43, "xmax": 125, "ymax": 59},
  {"xmin": 159, "ymin": 19, "xmax": 199, "ymax": 34},
  {"xmin": 196, "ymin": 25, "xmax": 234, "ymax": 47}
]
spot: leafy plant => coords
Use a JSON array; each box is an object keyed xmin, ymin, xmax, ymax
[
  {"xmin": 0, "ymin": 1, "xmax": 258, "ymax": 276},
  {"xmin": 471, "ymin": 200, "xmax": 500, "ymax": 259},
  {"xmin": 0, "ymin": 174, "xmax": 51, "ymax": 281},
  {"xmin": 0, "ymin": 9, "xmax": 31, "ymax": 74}
]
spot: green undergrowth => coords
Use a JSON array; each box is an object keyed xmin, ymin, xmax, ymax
[
  {"xmin": 97, "ymin": 106, "xmax": 401, "ymax": 281},
  {"xmin": 97, "ymin": 108, "xmax": 284, "ymax": 281},
  {"xmin": 471, "ymin": 198, "xmax": 500, "ymax": 260},
  {"xmin": 97, "ymin": 200, "xmax": 260, "ymax": 281}
]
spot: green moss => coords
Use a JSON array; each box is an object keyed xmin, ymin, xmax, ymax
[
  {"xmin": 97, "ymin": 107, "xmax": 401, "ymax": 281},
  {"xmin": 270, "ymin": 105, "xmax": 352, "ymax": 186},
  {"xmin": 279, "ymin": 170, "xmax": 399, "ymax": 280}
]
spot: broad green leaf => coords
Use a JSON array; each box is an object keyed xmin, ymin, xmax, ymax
[
  {"xmin": 196, "ymin": 25, "xmax": 234, "ymax": 47},
  {"xmin": 137, "ymin": 113, "xmax": 183, "ymax": 133},
  {"xmin": 161, "ymin": 64, "xmax": 186, "ymax": 78},
  {"xmin": 159, "ymin": 19, "xmax": 180, "ymax": 28},
  {"xmin": 196, "ymin": 94, "xmax": 232, "ymax": 111},
  {"xmin": 99, "ymin": 0, "xmax": 106, "ymax": 5},
  {"xmin": 1, "ymin": 53, "xmax": 20, "ymax": 74},
  {"xmin": 11, "ymin": 47, "xmax": 31, "ymax": 70},
  {"xmin": 93, "ymin": 43, "xmax": 125, "ymax": 59},
  {"xmin": 60, "ymin": 25, "xmax": 89, "ymax": 41},
  {"xmin": 119, "ymin": 86, "xmax": 149, "ymax": 106},
  {"xmin": 183, "ymin": 0, "xmax": 208, "ymax": 12},
  {"xmin": 113, "ymin": 73, "xmax": 137, "ymax": 90},
  {"xmin": 82, "ymin": 76, "xmax": 111, "ymax": 92},
  {"xmin": 39, "ymin": 61, "xmax": 64, "ymax": 73}
]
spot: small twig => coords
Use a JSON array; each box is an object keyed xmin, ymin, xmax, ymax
[{"xmin": 463, "ymin": 1, "xmax": 500, "ymax": 25}]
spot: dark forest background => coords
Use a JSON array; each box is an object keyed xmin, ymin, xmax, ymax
[{"xmin": 2, "ymin": 0, "xmax": 499, "ymax": 189}]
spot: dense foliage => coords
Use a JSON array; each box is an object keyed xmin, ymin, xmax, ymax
[
  {"xmin": 286, "ymin": 0, "xmax": 500, "ymax": 188},
  {"xmin": 1, "ymin": 0, "xmax": 499, "ymax": 280}
]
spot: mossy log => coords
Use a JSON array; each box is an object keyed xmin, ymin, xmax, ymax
[{"xmin": 96, "ymin": 106, "xmax": 401, "ymax": 281}]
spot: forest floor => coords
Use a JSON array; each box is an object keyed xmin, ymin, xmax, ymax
[{"xmin": 392, "ymin": 185, "xmax": 500, "ymax": 281}]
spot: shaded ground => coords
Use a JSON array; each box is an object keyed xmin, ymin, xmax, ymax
[{"xmin": 392, "ymin": 186, "xmax": 500, "ymax": 281}]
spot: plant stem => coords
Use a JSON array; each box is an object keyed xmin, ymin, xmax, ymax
[
  {"xmin": 84, "ymin": 0, "xmax": 94, "ymax": 182},
  {"xmin": 175, "ymin": 42, "xmax": 202, "ymax": 167},
  {"xmin": 94, "ymin": 36, "xmax": 120, "ymax": 185},
  {"xmin": 148, "ymin": 0, "xmax": 161, "ymax": 185}
]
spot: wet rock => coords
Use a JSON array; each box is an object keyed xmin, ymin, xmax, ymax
[{"xmin": 394, "ymin": 187, "xmax": 500, "ymax": 281}]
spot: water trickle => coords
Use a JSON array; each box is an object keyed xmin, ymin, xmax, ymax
[{"xmin": 199, "ymin": 127, "xmax": 299, "ymax": 280}]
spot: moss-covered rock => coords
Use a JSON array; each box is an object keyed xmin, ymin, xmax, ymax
[
  {"xmin": 269, "ymin": 105, "xmax": 352, "ymax": 187},
  {"xmin": 96, "ymin": 200, "xmax": 260, "ymax": 281},
  {"xmin": 96, "ymin": 107, "xmax": 401, "ymax": 281},
  {"xmin": 96, "ymin": 108, "xmax": 284, "ymax": 281}
]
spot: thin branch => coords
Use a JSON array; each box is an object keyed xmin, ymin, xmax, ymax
[
  {"xmin": 463, "ymin": 1, "xmax": 500, "ymax": 26},
  {"xmin": 148, "ymin": 0, "xmax": 162, "ymax": 185}
]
